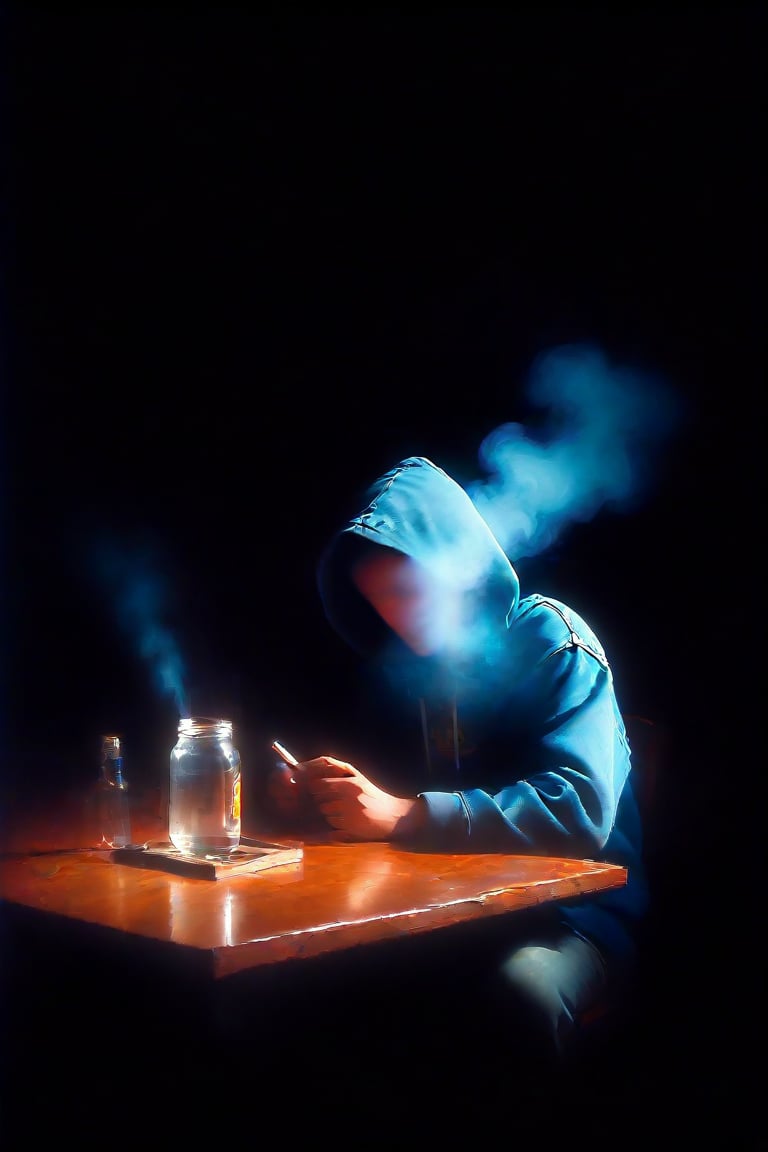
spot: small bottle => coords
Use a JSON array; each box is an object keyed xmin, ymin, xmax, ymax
[
  {"xmin": 97, "ymin": 734, "xmax": 132, "ymax": 848},
  {"xmin": 169, "ymin": 717, "xmax": 241, "ymax": 857}
]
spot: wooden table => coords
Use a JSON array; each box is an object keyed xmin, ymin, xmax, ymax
[
  {"xmin": 0, "ymin": 785, "xmax": 627, "ymax": 980},
  {"xmin": 0, "ymin": 785, "xmax": 629, "ymax": 1140}
]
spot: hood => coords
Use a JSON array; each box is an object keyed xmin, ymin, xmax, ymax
[{"xmin": 317, "ymin": 456, "xmax": 520, "ymax": 660}]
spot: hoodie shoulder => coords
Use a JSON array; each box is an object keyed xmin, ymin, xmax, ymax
[{"xmin": 514, "ymin": 594, "xmax": 610, "ymax": 669}]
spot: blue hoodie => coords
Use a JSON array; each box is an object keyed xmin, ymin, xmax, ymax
[{"xmin": 317, "ymin": 456, "xmax": 648, "ymax": 965}]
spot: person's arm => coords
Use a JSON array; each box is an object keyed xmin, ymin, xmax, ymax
[
  {"xmin": 415, "ymin": 651, "xmax": 629, "ymax": 857},
  {"xmin": 294, "ymin": 645, "xmax": 628, "ymax": 852}
]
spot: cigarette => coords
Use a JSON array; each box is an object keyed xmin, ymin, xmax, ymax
[{"xmin": 271, "ymin": 740, "xmax": 299, "ymax": 767}]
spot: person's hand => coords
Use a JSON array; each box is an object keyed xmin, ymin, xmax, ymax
[{"xmin": 301, "ymin": 756, "xmax": 420, "ymax": 841}]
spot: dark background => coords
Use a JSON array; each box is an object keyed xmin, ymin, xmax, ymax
[
  {"xmin": 6, "ymin": 12, "xmax": 763, "ymax": 753},
  {"xmin": 1, "ymin": 6, "xmax": 764, "ymax": 1099},
  {"xmin": 4, "ymin": 10, "xmax": 764, "ymax": 815}
]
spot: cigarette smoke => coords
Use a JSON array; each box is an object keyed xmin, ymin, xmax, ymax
[
  {"xmin": 91, "ymin": 537, "xmax": 188, "ymax": 716},
  {"xmin": 89, "ymin": 343, "xmax": 683, "ymax": 708},
  {"xmin": 466, "ymin": 343, "xmax": 684, "ymax": 559}
]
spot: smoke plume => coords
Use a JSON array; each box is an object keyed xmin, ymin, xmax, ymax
[
  {"xmin": 466, "ymin": 343, "xmax": 684, "ymax": 559},
  {"xmin": 91, "ymin": 537, "xmax": 188, "ymax": 716}
]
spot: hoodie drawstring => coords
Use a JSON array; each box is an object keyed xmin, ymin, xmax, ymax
[
  {"xmin": 419, "ymin": 698, "xmax": 432, "ymax": 775},
  {"xmin": 419, "ymin": 697, "xmax": 461, "ymax": 776},
  {"xmin": 451, "ymin": 699, "xmax": 460, "ymax": 774}
]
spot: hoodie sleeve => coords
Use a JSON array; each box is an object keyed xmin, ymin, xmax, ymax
[{"xmin": 413, "ymin": 643, "xmax": 631, "ymax": 857}]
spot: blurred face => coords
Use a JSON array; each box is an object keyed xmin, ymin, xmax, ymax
[{"xmin": 351, "ymin": 548, "xmax": 461, "ymax": 656}]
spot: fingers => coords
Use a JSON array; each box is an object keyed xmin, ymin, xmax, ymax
[
  {"xmin": 302, "ymin": 756, "xmax": 357, "ymax": 780},
  {"xmin": 307, "ymin": 777, "xmax": 361, "ymax": 804},
  {"xmin": 308, "ymin": 777, "xmax": 362, "ymax": 829}
]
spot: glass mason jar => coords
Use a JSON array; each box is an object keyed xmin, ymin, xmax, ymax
[{"xmin": 169, "ymin": 717, "xmax": 241, "ymax": 856}]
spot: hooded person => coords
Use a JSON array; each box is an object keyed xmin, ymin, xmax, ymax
[{"xmin": 267, "ymin": 455, "xmax": 648, "ymax": 1069}]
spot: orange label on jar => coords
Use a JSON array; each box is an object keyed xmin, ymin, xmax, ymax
[{"xmin": 232, "ymin": 778, "xmax": 241, "ymax": 821}]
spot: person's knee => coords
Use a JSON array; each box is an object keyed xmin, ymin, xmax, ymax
[
  {"xmin": 496, "ymin": 934, "xmax": 608, "ymax": 1059},
  {"xmin": 497, "ymin": 944, "xmax": 572, "ymax": 1056}
]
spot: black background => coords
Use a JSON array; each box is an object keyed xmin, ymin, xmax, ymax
[
  {"xmin": 5, "ymin": 11, "xmax": 764, "ymax": 819},
  {"xmin": 2, "ymin": 6, "xmax": 764, "ymax": 1107}
]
